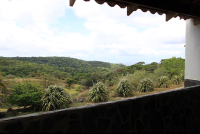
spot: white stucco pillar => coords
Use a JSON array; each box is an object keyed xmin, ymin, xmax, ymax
[{"xmin": 185, "ymin": 19, "xmax": 200, "ymax": 87}]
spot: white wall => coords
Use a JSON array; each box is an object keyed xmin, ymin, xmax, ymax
[{"xmin": 185, "ymin": 19, "xmax": 200, "ymax": 81}]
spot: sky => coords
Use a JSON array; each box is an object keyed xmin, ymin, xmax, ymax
[{"xmin": 0, "ymin": 0, "xmax": 186, "ymax": 65}]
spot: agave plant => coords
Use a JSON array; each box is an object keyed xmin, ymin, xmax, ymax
[
  {"xmin": 172, "ymin": 75, "xmax": 181, "ymax": 85},
  {"xmin": 138, "ymin": 78, "xmax": 154, "ymax": 92},
  {"xmin": 156, "ymin": 76, "xmax": 170, "ymax": 88},
  {"xmin": 88, "ymin": 82, "xmax": 109, "ymax": 103},
  {"xmin": 41, "ymin": 85, "xmax": 71, "ymax": 111},
  {"xmin": 115, "ymin": 79, "xmax": 134, "ymax": 97}
]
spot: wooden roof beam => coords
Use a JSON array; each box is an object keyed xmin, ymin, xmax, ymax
[
  {"xmin": 70, "ymin": 0, "xmax": 76, "ymax": 7},
  {"xmin": 127, "ymin": 4, "xmax": 139, "ymax": 16},
  {"xmin": 194, "ymin": 18, "xmax": 200, "ymax": 25},
  {"xmin": 166, "ymin": 12, "xmax": 178, "ymax": 21},
  {"xmin": 115, "ymin": 0, "xmax": 200, "ymax": 18}
]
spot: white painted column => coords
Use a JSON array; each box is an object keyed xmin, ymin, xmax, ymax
[{"xmin": 185, "ymin": 19, "xmax": 200, "ymax": 87}]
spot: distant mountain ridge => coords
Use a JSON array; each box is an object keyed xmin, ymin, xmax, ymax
[
  {"xmin": 9, "ymin": 57, "xmax": 125, "ymax": 69},
  {"xmin": 0, "ymin": 57, "xmax": 125, "ymax": 78}
]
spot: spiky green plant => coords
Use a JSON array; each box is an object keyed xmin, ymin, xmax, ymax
[
  {"xmin": 88, "ymin": 82, "xmax": 109, "ymax": 103},
  {"xmin": 115, "ymin": 79, "xmax": 134, "ymax": 97},
  {"xmin": 138, "ymin": 78, "xmax": 154, "ymax": 92},
  {"xmin": 156, "ymin": 76, "xmax": 170, "ymax": 88},
  {"xmin": 41, "ymin": 85, "xmax": 70, "ymax": 111},
  {"xmin": 172, "ymin": 75, "xmax": 181, "ymax": 85}
]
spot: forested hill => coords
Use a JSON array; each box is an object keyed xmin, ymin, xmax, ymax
[
  {"xmin": 9, "ymin": 57, "xmax": 125, "ymax": 70},
  {"xmin": 0, "ymin": 57, "xmax": 125, "ymax": 78}
]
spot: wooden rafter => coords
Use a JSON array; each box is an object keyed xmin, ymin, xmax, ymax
[
  {"xmin": 127, "ymin": 4, "xmax": 139, "ymax": 16},
  {"xmin": 70, "ymin": 0, "xmax": 76, "ymax": 7},
  {"xmin": 71, "ymin": 0, "xmax": 200, "ymax": 21},
  {"xmin": 194, "ymin": 18, "xmax": 200, "ymax": 25},
  {"xmin": 166, "ymin": 12, "xmax": 178, "ymax": 21},
  {"xmin": 110, "ymin": 0, "xmax": 200, "ymax": 18}
]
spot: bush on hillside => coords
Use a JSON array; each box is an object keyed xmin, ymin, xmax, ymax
[
  {"xmin": 75, "ymin": 85, "xmax": 82, "ymax": 92},
  {"xmin": 40, "ymin": 74, "xmax": 59, "ymax": 88},
  {"xmin": 156, "ymin": 76, "xmax": 170, "ymax": 88},
  {"xmin": 138, "ymin": 78, "xmax": 154, "ymax": 92},
  {"xmin": 66, "ymin": 78, "xmax": 75, "ymax": 88},
  {"xmin": 41, "ymin": 85, "xmax": 70, "ymax": 111},
  {"xmin": 8, "ymin": 82, "xmax": 42, "ymax": 108},
  {"xmin": 0, "ymin": 72, "xmax": 9, "ymax": 101},
  {"xmin": 172, "ymin": 75, "xmax": 181, "ymax": 85},
  {"xmin": 153, "ymin": 67, "xmax": 168, "ymax": 78},
  {"xmin": 130, "ymin": 70, "xmax": 147, "ymax": 88},
  {"xmin": 179, "ymin": 70, "xmax": 184, "ymax": 81},
  {"xmin": 115, "ymin": 79, "xmax": 134, "ymax": 97},
  {"xmin": 105, "ymin": 80, "xmax": 115, "ymax": 86},
  {"xmin": 88, "ymin": 82, "xmax": 109, "ymax": 102}
]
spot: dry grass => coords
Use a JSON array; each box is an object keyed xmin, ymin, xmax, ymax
[
  {"xmin": 11, "ymin": 78, "xmax": 42, "ymax": 84},
  {"xmin": 7, "ymin": 77, "xmax": 64, "ymax": 89}
]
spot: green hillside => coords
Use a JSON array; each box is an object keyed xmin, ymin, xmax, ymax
[
  {"xmin": 10, "ymin": 57, "xmax": 124, "ymax": 69},
  {"xmin": 0, "ymin": 57, "xmax": 125, "ymax": 78}
]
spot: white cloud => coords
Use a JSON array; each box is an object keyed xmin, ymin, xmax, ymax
[
  {"xmin": 0, "ymin": 0, "xmax": 68, "ymax": 24},
  {"xmin": 72, "ymin": 0, "xmax": 186, "ymax": 58},
  {"xmin": 0, "ymin": 0, "xmax": 186, "ymax": 64}
]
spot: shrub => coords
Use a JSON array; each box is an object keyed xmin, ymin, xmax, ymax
[
  {"xmin": 75, "ymin": 85, "xmax": 82, "ymax": 92},
  {"xmin": 105, "ymin": 80, "xmax": 115, "ymax": 86},
  {"xmin": 80, "ymin": 79, "xmax": 87, "ymax": 86},
  {"xmin": 179, "ymin": 71, "xmax": 184, "ymax": 81},
  {"xmin": 172, "ymin": 75, "xmax": 181, "ymax": 85},
  {"xmin": 130, "ymin": 70, "xmax": 147, "ymax": 88},
  {"xmin": 88, "ymin": 82, "xmax": 109, "ymax": 102},
  {"xmin": 156, "ymin": 76, "xmax": 170, "ymax": 88},
  {"xmin": 0, "ymin": 72, "xmax": 9, "ymax": 101},
  {"xmin": 115, "ymin": 79, "xmax": 134, "ymax": 97},
  {"xmin": 8, "ymin": 82, "xmax": 42, "ymax": 108},
  {"xmin": 66, "ymin": 78, "xmax": 75, "ymax": 88},
  {"xmin": 138, "ymin": 78, "xmax": 154, "ymax": 92},
  {"xmin": 40, "ymin": 74, "xmax": 59, "ymax": 88},
  {"xmin": 153, "ymin": 67, "xmax": 168, "ymax": 78},
  {"xmin": 41, "ymin": 85, "xmax": 70, "ymax": 111}
]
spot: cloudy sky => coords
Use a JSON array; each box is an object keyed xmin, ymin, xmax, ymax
[{"xmin": 0, "ymin": 0, "xmax": 186, "ymax": 65}]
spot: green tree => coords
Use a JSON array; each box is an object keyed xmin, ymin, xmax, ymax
[
  {"xmin": 136, "ymin": 62, "xmax": 145, "ymax": 65},
  {"xmin": 161, "ymin": 57, "xmax": 185, "ymax": 78},
  {"xmin": 9, "ymin": 82, "xmax": 43, "ymax": 108},
  {"xmin": 66, "ymin": 78, "xmax": 75, "ymax": 88}
]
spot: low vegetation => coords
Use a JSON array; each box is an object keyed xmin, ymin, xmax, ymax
[
  {"xmin": 0, "ymin": 56, "xmax": 185, "ymax": 118},
  {"xmin": 41, "ymin": 85, "xmax": 70, "ymax": 111},
  {"xmin": 172, "ymin": 75, "xmax": 181, "ymax": 85},
  {"xmin": 138, "ymin": 78, "xmax": 154, "ymax": 92},
  {"xmin": 88, "ymin": 82, "xmax": 109, "ymax": 102},
  {"xmin": 8, "ymin": 82, "xmax": 43, "ymax": 109},
  {"xmin": 156, "ymin": 76, "xmax": 169, "ymax": 88},
  {"xmin": 115, "ymin": 79, "xmax": 134, "ymax": 97}
]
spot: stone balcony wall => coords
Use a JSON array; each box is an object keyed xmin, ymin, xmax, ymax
[{"xmin": 0, "ymin": 85, "xmax": 200, "ymax": 133}]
